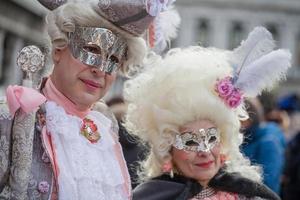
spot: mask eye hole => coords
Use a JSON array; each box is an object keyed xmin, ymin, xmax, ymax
[
  {"xmin": 208, "ymin": 136, "xmax": 217, "ymax": 144},
  {"xmin": 109, "ymin": 55, "xmax": 119, "ymax": 64},
  {"xmin": 83, "ymin": 44, "xmax": 101, "ymax": 54},
  {"xmin": 185, "ymin": 140, "xmax": 198, "ymax": 147}
]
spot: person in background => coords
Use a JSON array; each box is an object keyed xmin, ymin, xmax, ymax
[
  {"xmin": 259, "ymin": 92, "xmax": 290, "ymax": 135},
  {"xmin": 278, "ymin": 93, "xmax": 300, "ymax": 200},
  {"xmin": 241, "ymin": 98, "xmax": 286, "ymax": 194}
]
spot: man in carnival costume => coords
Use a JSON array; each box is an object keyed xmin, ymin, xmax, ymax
[
  {"xmin": 0, "ymin": 0, "xmax": 178, "ymax": 199},
  {"xmin": 124, "ymin": 27, "xmax": 291, "ymax": 200}
]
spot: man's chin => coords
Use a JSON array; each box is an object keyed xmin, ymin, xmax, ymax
[{"xmin": 81, "ymin": 95, "xmax": 101, "ymax": 105}]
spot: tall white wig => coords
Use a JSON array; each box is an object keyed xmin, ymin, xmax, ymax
[
  {"xmin": 124, "ymin": 27, "xmax": 291, "ymax": 182},
  {"xmin": 124, "ymin": 47, "xmax": 260, "ymax": 181}
]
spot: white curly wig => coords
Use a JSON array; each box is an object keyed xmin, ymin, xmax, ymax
[
  {"xmin": 124, "ymin": 46, "xmax": 262, "ymax": 182},
  {"xmin": 45, "ymin": 2, "xmax": 146, "ymax": 74}
]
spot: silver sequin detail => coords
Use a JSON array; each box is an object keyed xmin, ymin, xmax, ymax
[{"xmin": 68, "ymin": 27, "xmax": 127, "ymax": 74}]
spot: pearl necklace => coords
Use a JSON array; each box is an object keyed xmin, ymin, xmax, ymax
[{"xmin": 193, "ymin": 187, "xmax": 216, "ymax": 199}]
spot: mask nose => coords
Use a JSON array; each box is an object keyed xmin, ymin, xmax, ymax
[
  {"xmin": 90, "ymin": 66, "xmax": 106, "ymax": 77},
  {"xmin": 97, "ymin": 59, "xmax": 109, "ymax": 72},
  {"xmin": 197, "ymin": 140, "xmax": 210, "ymax": 153}
]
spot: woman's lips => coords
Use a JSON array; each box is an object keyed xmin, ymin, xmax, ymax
[{"xmin": 195, "ymin": 161, "xmax": 214, "ymax": 168}]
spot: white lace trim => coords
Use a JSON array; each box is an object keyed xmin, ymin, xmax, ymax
[{"xmin": 45, "ymin": 101, "xmax": 127, "ymax": 200}]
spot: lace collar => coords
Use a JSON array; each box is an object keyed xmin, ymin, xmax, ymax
[{"xmin": 45, "ymin": 101, "xmax": 127, "ymax": 200}]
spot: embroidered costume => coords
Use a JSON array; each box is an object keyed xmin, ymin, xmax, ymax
[{"xmin": 0, "ymin": 78, "xmax": 131, "ymax": 199}]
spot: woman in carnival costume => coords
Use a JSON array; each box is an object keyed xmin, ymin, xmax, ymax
[
  {"xmin": 0, "ymin": 0, "xmax": 177, "ymax": 199},
  {"xmin": 124, "ymin": 27, "xmax": 291, "ymax": 200}
]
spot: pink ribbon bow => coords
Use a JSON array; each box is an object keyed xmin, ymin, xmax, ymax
[{"xmin": 6, "ymin": 85, "xmax": 46, "ymax": 116}]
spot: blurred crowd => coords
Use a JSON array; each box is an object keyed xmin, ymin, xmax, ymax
[
  {"xmin": 257, "ymin": 92, "xmax": 300, "ymax": 200},
  {"xmin": 107, "ymin": 92, "xmax": 300, "ymax": 199}
]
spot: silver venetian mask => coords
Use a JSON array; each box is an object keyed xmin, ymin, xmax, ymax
[
  {"xmin": 173, "ymin": 127, "xmax": 220, "ymax": 152},
  {"xmin": 68, "ymin": 27, "xmax": 128, "ymax": 74}
]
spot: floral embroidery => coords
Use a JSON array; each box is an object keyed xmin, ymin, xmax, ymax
[
  {"xmin": 38, "ymin": 181, "xmax": 50, "ymax": 193},
  {"xmin": 8, "ymin": 110, "xmax": 36, "ymax": 199},
  {"xmin": 36, "ymin": 109, "xmax": 46, "ymax": 133},
  {"xmin": 0, "ymin": 136, "xmax": 9, "ymax": 172}
]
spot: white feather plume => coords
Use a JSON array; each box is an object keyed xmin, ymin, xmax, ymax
[
  {"xmin": 231, "ymin": 27, "xmax": 276, "ymax": 75},
  {"xmin": 234, "ymin": 49, "xmax": 291, "ymax": 97},
  {"xmin": 152, "ymin": 6, "xmax": 181, "ymax": 53}
]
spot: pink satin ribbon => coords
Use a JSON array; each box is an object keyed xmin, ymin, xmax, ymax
[{"xmin": 6, "ymin": 85, "xmax": 46, "ymax": 116}]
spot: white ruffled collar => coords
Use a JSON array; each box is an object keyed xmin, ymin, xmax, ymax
[{"xmin": 45, "ymin": 101, "xmax": 127, "ymax": 200}]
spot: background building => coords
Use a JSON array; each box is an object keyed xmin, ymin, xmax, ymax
[
  {"xmin": 0, "ymin": 0, "xmax": 46, "ymax": 96},
  {"xmin": 0, "ymin": 0, "xmax": 299, "ymax": 99},
  {"xmin": 175, "ymin": 0, "xmax": 300, "ymax": 96}
]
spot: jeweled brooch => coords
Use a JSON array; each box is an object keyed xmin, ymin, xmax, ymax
[{"xmin": 80, "ymin": 118, "xmax": 100, "ymax": 143}]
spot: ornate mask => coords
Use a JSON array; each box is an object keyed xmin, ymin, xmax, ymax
[
  {"xmin": 68, "ymin": 27, "xmax": 128, "ymax": 74},
  {"xmin": 173, "ymin": 127, "xmax": 220, "ymax": 152}
]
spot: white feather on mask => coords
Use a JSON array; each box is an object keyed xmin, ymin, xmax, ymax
[
  {"xmin": 231, "ymin": 27, "xmax": 276, "ymax": 76},
  {"xmin": 234, "ymin": 49, "xmax": 291, "ymax": 97}
]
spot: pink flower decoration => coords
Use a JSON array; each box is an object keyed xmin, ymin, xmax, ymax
[
  {"xmin": 215, "ymin": 77, "xmax": 234, "ymax": 98},
  {"xmin": 215, "ymin": 76, "xmax": 243, "ymax": 108},
  {"xmin": 226, "ymin": 89, "xmax": 243, "ymax": 108},
  {"xmin": 38, "ymin": 181, "xmax": 50, "ymax": 194}
]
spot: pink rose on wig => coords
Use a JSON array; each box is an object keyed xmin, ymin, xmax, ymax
[
  {"xmin": 215, "ymin": 77, "xmax": 234, "ymax": 98},
  {"xmin": 215, "ymin": 76, "xmax": 243, "ymax": 108},
  {"xmin": 226, "ymin": 89, "xmax": 243, "ymax": 108}
]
